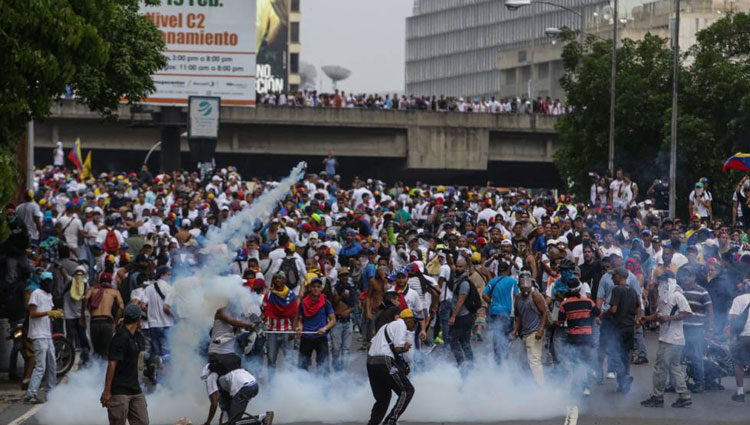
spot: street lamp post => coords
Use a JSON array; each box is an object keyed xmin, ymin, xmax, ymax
[
  {"xmin": 608, "ymin": 0, "xmax": 618, "ymax": 175},
  {"xmin": 668, "ymin": 0, "xmax": 680, "ymax": 217},
  {"xmin": 506, "ymin": 0, "xmax": 586, "ymax": 99}
]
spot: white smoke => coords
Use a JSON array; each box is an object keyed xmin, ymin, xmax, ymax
[{"xmin": 38, "ymin": 161, "xmax": 577, "ymax": 425}]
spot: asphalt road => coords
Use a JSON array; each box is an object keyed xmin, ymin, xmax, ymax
[{"xmin": 2, "ymin": 330, "xmax": 748, "ymax": 425}]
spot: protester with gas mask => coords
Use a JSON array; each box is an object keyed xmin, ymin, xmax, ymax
[{"xmin": 510, "ymin": 271, "xmax": 548, "ymax": 387}]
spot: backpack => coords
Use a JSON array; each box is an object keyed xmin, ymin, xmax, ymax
[
  {"xmin": 460, "ymin": 277, "xmax": 482, "ymax": 314},
  {"xmin": 730, "ymin": 299, "xmax": 750, "ymax": 335},
  {"xmin": 280, "ymin": 257, "xmax": 300, "ymax": 289},
  {"xmin": 103, "ymin": 229, "xmax": 120, "ymax": 254},
  {"xmin": 121, "ymin": 271, "xmax": 142, "ymax": 305}
]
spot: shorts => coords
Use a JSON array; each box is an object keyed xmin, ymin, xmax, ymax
[{"xmin": 732, "ymin": 336, "xmax": 750, "ymax": 365}]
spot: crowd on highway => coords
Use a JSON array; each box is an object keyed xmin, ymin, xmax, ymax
[
  {"xmin": 2, "ymin": 151, "xmax": 750, "ymax": 425},
  {"xmin": 256, "ymin": 90, "xmax": 568, "ymax": 115}
]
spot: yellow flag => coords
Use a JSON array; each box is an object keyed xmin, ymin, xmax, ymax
[{"xmin": 82, "ymin": 151, "xmax": 92, "ymax": 179}]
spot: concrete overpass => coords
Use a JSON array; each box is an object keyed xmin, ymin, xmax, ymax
[{"xmin": 34, "ymin": 100, "xmax": 562, "ymax": 185}]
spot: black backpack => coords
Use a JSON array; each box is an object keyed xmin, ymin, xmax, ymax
[
  {"xmin": 460, "ymin": 277, "xmax": 482, "ymax": 314},
  {"xmin": 280, "ymin": 257, "xmax": 300, "ymax": 289}
]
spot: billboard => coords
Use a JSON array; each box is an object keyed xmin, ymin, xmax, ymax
[
  {"xmin": 256, "ymin": 0, "xmax": 288, "ymax": 94},
  {"xmin": 141, "ymin": 0, "xmax": 257, "ymax": 106}
]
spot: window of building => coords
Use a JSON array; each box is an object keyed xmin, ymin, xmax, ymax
[
  {"xmin": 518, "ymin": 50, "xmax": 527, "ymax": 63},
  {"xmin": 290, "ymin": 22, "xmax": 300, "ymax": 43},
  {"xmin": 291, "ymin": 0, "xmax": 300, "ymax": 12},
  {"xmin": 290, "ymin": 53, "xmax": 299, "ymax": 73}
]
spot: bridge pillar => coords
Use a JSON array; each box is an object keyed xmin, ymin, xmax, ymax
[
  {"xmin": 406, "ymin": 126, "xmax": 489, "ymax": 170},
  {"xmin": 159, "ymin": 106, "xmax": 182, "ymax": 172}
]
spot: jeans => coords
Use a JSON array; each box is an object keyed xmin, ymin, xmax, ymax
[
  {"xmin": 437, "ymin": 300, "xmax": 452, "ymax": 347},
  {"xmin": 299, "ymin": 336, "xmax": 329, "ymax": 374},
  {"xmin": 566, "ymin": 338, "xmax": 593, "ymax": 392},
  {"xmin": 598, "ymin": 317, "xmax": 616, "ymax": 377},
  {"xmin": 653, "ymin": 341, "xmax": 690, "ymax": 399},
  {"xmin": 613, "ymin": 326, "xmax": 634, "ymax": 388},
  {"xmin": 266, "ymin": 333, "xmax": 292, "ymax": 371},
  {"xmin": 65, "ymin": 318, "xmax": 90, "ymax": 365},
  {"xmin": 330, "ymin": 320, "xmax": 353, "ymax": 371},
  {"xmin": 27, "ymin": 338, "xmax": 56, "ymax": 397},
  {"xmin": 449, "ymin": 314, "xmax": 475, "ymax": 365},
  {"xmin": 148, "ymin": 327, "xmax": 169, "ymax": 358},
  {"xmin": 634, "ymin": 324, "xmax": 648, "ymax": 360},
  {"xmin": 683, "ymin": 325, "xmax": 706, "ymax": 390},
  {"xmin": 228, "ymin": 383, "xmax": 259, "ymax": 425},
  {"xmin": 489, "ymin": 315, "xmax": 513, "ymax": 365}
]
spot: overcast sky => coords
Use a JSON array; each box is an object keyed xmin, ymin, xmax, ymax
[{"xmin": 300, "ymin": 0, "xmax": 414, "ymax": 94}]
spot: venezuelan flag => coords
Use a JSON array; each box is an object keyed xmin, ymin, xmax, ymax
[
  {"xmin": 723, "ymin": 153, "xmax": 750, "ymax": 172},
  {"xmin": 67, "ymin": 138, "xmax": 83, "ymax": 170}
]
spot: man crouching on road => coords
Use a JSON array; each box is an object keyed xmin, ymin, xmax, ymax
[{"xmin": 101, "ymin": 304, "xmax": 149, "ymax": 425}]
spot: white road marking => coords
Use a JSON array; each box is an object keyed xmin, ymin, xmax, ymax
[
  {"xmin": 8, "ymin": 403, "xmax": 43, "ymax": 425},
  {"xmin": 564, "ymin": 405, "xmax": 579, "ymax": 425}
]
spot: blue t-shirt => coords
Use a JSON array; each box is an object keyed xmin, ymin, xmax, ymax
[
  {"xmin": 483, "ymin": 275, "xmax": 519, "ymax": 316},
  {"xmin": 361, "ymin": 263, "xmax": 376, "ymax": 292},
  {"xmin": 299, "ymin": 299, "xmax": 334, "ymax": 339}
]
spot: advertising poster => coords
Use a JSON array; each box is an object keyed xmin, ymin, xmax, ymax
[
  {"xmin": 256, "ymin": 0, "xmax": 288, "ymax": 94},
  {"xmin": 140, "ymin": 0, "xmax": 257, "ymax": 106}
]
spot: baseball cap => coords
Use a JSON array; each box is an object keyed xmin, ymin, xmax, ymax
[
  {"xmin": 399, "ymin": 309, "xmax": 415, "ymax": 319},
  {"xmin": 123, "ymin": 304, "xmax": 147, "ymax": 322},
  {"xmin": 500, "ymin": 239, "xmax": 512, "ymax": 246}
]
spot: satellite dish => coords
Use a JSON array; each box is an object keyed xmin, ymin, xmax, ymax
[{"xmin": 321, "ymin": 65, "xmax": 351, "ymax": 90}]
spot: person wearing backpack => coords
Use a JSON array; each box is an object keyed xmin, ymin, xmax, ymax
[
  {"xmin": 268, "ymin": 243, "xmax": 306, "ymax": 293},
  {"xmin": 728, "ymin": 279, "xmax": 750, "ymax": 402},
  {"xmin": 141, "ymin": 266, "xmax": 174, "ymax": 376},
  {"xmin": 97, "ymin": 217, "xmax": 124, "ymax": 255},
  {"xmin": 448, "ymin": 257, "xmax": 477, "ymax": 366},
  {"xmin": 482, "ymin": 261, "xmax": 518, "ymax": 365}
]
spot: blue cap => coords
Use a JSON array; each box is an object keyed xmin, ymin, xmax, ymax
[{"xmin": 40, "ymin": 271, "xmax": 53, "ymax": 281}]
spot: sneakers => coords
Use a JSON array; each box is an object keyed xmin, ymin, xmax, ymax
[
  {"xmin": 731, "ymin": 393, "xmax": 745, "ymax": 403},
  {"xmin": 671, "ymin": 398, "xmax": 692, "ymax": 408},
  {"xmin": 640, "ymin": 396, "xmax": 664, "ymax": 408},
  {"xmin": 583, "ymin": 387, "xmax": 591, "ymax": 396},
  {"xmin": 606, "ymin": 372, "xmax": 616, "ymax": 379},
  {"xmin": 263, "ymin": 410, "xmax": 274, "ymax": 425},
  {"xmin": 633, "ymin": 357, "xmax": 649, "ymax": 365},
  {"xmin": 434, "ymin": 335, "xmax": 444, "ymax": 345},
  {"xmin": 617, "ymin": 376, "xmax": 634, "ymax": 394},
  {"xmin": 22, "ymin": 394, "xmax": 43, "ymax": 404}
]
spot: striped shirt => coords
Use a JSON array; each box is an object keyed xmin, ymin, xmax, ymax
[
  {"xmin": 682, "ymin": 285, "xmax": 712, "ymax": 327},
  {"xmin": 559, "ymin": 295, "xmax": 600, "ymax": 343}
]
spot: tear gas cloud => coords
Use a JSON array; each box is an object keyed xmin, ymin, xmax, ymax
[{"xmin": 39, "ymin": 161, "xmax": 575, "ymax": 425}]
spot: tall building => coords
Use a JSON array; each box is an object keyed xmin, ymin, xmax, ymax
[
  {"xmin": 405, "ymin": 0, "xmax": 748, "ymax": 100},
  {"xmin": 256, "ymin": 0, "xmax": 301, "ymax": 94}
]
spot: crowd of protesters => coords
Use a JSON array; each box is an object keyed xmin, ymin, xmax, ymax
[
  {"xmin": 2, "ymin": 153, "xmax": 750, "ymax": 424},
  {"xmin": 256, "ymin": 90, "xmax": 568, "ymax": 115}
]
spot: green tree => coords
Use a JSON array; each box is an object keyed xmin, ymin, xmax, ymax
[
  {"xmin": 0, "ymin": 0, "xmax": 165, "ymax": 240},
  {"xmin": 554, "ymin": 13, "xmax": 750, "ymax": 220},
  {"xmin": 553, "ymin": 31, "xmax": 675, "ymax": 201}
]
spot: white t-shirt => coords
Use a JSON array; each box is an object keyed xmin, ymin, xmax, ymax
[
  {"xmin": 368, "ymin": 318, "xmax": 408, "ymax": 358},
  {"xmin": 438, "ymin": 264, "xmax": 453, "ymax": 302},
  {"xmin": 57, "ymin": 214, "xmax": 83, "ymax": 249},
  {"xmin": 28, "ymin": 289, "xmax": 53, "ymax": 340},
  {"xmin": 657, "ymin": 281, "xmax": 692, "ymax": 345},
  {"xmin": 689, "ymin": 190, "xmax": 712, "ymax": 218},
  {"xmin": 83, "ymin": 220, "xmax": 100, "ymax": 245},
  {"xmin": 600, "ymin": 245, "xmax": 623, "ymax": 259},
  {"xmin": 609, "ymin": 180, "xmax": 632, "ymax": 206},
  {"xmin": 729, "ymin": 293, "xmax": 750, "ymax": 337},
  {"xmin": 218, "ymin": 369, "xmax": 257, "ymax": 397},
  {"xmin": 142, "ymin": 280, "xmax": 175, "ymax": 328}
]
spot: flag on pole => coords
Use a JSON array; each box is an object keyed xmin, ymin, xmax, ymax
[
  {"xmin": 722, "ymin": 153, "xmax": 750, "ymax": 172},
  {"xmin": 67, "ymin": 138, "xmax": 83, "ymax": 170},
  {"xmin": 81, "ymin": 151, "xmax": 92, "ymax": 179}
]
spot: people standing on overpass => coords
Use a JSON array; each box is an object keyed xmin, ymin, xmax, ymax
[{"xmin": 323, "ymin": 150, "xmax": 338, "ymax": 176}]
